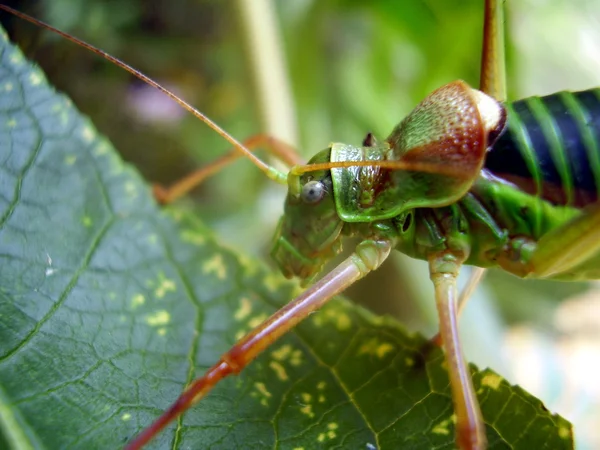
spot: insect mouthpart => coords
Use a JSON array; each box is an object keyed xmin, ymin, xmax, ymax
[
  {"xmin": 270, "ymin": 212, "xmax": 344, "ymax": 286},
  {"xmin": 271, "ymin": 231, "xmax": 322, "ymax": 283}
]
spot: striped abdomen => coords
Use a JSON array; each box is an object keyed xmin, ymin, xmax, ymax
[{"xmin": 484, "ymin": 89, "xmax": 600, "ymax": 207}]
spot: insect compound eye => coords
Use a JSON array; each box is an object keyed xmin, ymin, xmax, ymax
[{"xmin": 301, "ymin": 180, "xmax": 325, "ymax": 204}]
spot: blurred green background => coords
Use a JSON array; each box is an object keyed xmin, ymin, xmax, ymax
[{"xmin": 1, "ymin": 0, "xmax": 599, "ymax": 448}]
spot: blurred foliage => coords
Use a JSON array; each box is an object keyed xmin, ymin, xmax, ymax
[{"xmin": 1, "ymin": 0, "xmax": 599, "ymax": 446}]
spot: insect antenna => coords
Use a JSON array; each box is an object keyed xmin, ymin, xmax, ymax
[
  {"xmin": 292, "ymin": 159, "xmax": 471, "ymax": 179},
  {"xmin": 0, "ymin": 4, "xmax": 288, "ymax": 186}
]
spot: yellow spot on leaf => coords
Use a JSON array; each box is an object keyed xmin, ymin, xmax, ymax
[
  {"xmin": 131, "ymin": 294, "xmax": 145, "ymax": 309},
  {"xmin": 154, "ymin": 273, "xmax": 176, "ymax": 298},
  {"xmin": 272, "ymin": 344, "xmax": 292, "ymax": 361},
  {"xmin": 255, "ymin": 382, "xmax": 271, "ymax": 396},
  {"xmin": 293, "ymin": 447, "xmax": 304, "ymax": 450},
  {"xmin": 10, "ymin": 51, "xmax": 24, "ymax": 65},
  {"xmin": 405, "ymin": 357, "xmax": 414, "ymax": 367},
  {"xmin": 358, "ymin": 338, "xmax": 395, "ymax": 359},
  {"xmin": 82, "ymin": 216, "xmax": 92, "ymax": 227},
  {"xmin": 271, "ymin": 344, "xmax": 302, "ymax": 366},
  {"xmin": 318, "ymin": 394, "xmax": 326, "ymax": 403},
  {"xmin": 559, "ymin": 426, "xmax": 571, "ymax": 439},
  {"xmin": 254, "ymin": 382, "xmax": 271, "ymax": 406},
  {"xmin": 300, "ymin": 404, "xmax": 314, "ymax": 418},
  {"xmin": 248, "ymin": 313, "xmax": 268, "ymax": 328},
  {"xmin": 3, "ymin": 82, "xmax": 13, "ymax": 92},
  {"xmin": 181, "ymin": 229, "xmax": 205, "ymax": 246},
  {"xmin": 311, "ymin": 306, "xmax": 352, "ymax": 331},
  {"xmin": 317, "ymin": 433, "xmax": 326, "ymax": 443},
  {"xmin": 157, "ymin": 328, "xmax": 167, "ymax": 336},
  {"xmin": 481, "ymin": 373, "xmax": 502, "ymax": 390},
  {"xmin": 336, "ymin": 312, "xmax": 351, "ymax": 330},
  {"xmin": 237, "ymin": 254, "xmax": 258, "ymax": 276},
  {"xmin": 29, "ymin": 72, "xmax": 43, "ymax": 86},
  {"xmin": 290, "ymin": 349, "xmax": 303, "ymax": 366},
  {"xmin": 269, "ymin": 361, "xmax": 288, "ymax": 381},
  {"xmin": 234, "ymin": 298, "xmax": 252, "ymax": 321},
  {"xmin": 235, "ymin": 329, "xmax": 246, "ymax": 340},
  {"xmin": 432, "ymin": 418, "xmax": 452, "ymax": 435},
  {"xmin": 299, "ymin": 393, "xmax": 315, "ymax": 417},
  {"xmin": 292, "ymin": 285, "xmax": 303, "ymax": 297},
  {"xmin": 202, "ymin": 254, "xmax": 226, "ymax": 279},
  {"xmin": 320, "ymin": 422, "xmax": 338, "ymax": 440},
  {"xmin": 81, "ymin": 125, "xmax": 95, "ymax": 143},
  {"xmin": 64, "ymin": 155, "xmax": 77, "ymax": 166},
  {"xmin": 93, "ymin": 141, "xmax": 110, "ymax": 156},
  {"xmin": 121, "ymin": 413, "xmax": 131, "ymax": 421},
  {"xmin": 376, "ymin": 342, "xmax": 394, "ymax": 358},
  {"xmin": 317, "ymin": 381, "xmax": 326, "ymax": 390},
  {"xmin": 146, "ymin": 310, "xmax": 170, "ymax": 326},
  {"xmin": 6, "ymin": 118, "xmax": 16, "ymax": 128},
  {"xmin": 263, "ymin": 272, "xmax": 284, "ymax": 292}
]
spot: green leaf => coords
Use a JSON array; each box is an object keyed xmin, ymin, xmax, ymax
[{"xmin": 0, "ymin": 25, "xmax": 572, "ymax": 450}]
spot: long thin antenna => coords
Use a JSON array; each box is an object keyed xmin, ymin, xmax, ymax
[
  {"xmin": 0, "ymin": 4, "xmax": 287, "ymax": 185},
  {"xmin": 292, "ymin": 159, "xmax": 470, "ymax": 178}
]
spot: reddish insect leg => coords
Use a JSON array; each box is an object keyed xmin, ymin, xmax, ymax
[
  {"xmin": 153, "ymin": 133, "xmax": 302, "ymax": 204},
  {"xmin": 125, "ymin": 240, "xmax": 393, "ymax": 450},
  {"xmin": 429, "ymin": 254, "xmax": 486, "ymax": 450},
  {"xmin": 431, "ymin": 267, "xmax": 486, "ymax": 346}
]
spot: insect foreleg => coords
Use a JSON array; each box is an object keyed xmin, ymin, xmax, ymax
[
  {"xmin": 429, "ymin": 253, "xmax": 487, "ymax": 450},
  {"xmin": 154, "ymin": 133, "xmax": 302, "ymax": 204},
  {"xmin": 431, "ymin": 267, "xmax": 486, "ymax": 347},
  {"xmin": 125, "ymin": 239, "xmax": 393, "ymax": 450}
]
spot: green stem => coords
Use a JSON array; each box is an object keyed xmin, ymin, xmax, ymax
[{"xmin": 234, "ymin": 0, "xmax": 299, "ymax": 148}]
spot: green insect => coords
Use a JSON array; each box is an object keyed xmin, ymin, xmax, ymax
[{"xmin": 0, "ymin": 1, "xmax": 595, "ymax": 449}]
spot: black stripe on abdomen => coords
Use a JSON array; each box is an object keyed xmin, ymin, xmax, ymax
[{"xmin": 484, "ymin": 88, "xmax": 600, "ymax": 207}]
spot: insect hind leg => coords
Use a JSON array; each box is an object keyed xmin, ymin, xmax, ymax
[
  {"xmin": 523, "ymin": 204, "xmax": 600, "ymax": 279},
  {"xmin": 431, "ymin": 267, "xmax": 486, "ymax": 347},
  {"xmin": 125, "ymin": 240, "xmax": 393, "ymax": 449}
]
